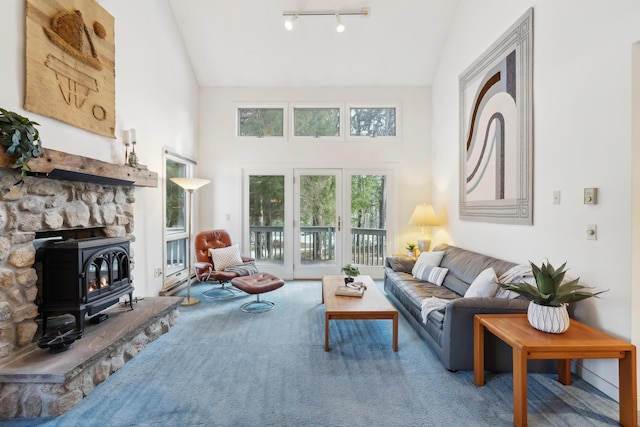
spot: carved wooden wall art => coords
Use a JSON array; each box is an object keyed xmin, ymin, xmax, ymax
[{"xmin": 25, "ymin": 0, "xmax": 115, "ymax": 138}]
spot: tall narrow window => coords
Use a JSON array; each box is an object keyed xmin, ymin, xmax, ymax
[
  {"xmin": 249, "ymin": 175, "xmax": 285, "ymax": 265},
  {"xmin": 161, "ymin": 152, "xmax": 195, "ymax": 295},
  {"xmin": 350, "ymin": 174, "xmax": 387, "ymax": 266}
]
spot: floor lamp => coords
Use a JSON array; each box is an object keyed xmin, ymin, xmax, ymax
[
  {"xmin": 408, "ymin": 203, "xmax": 440, "ymax": 252},
  {"xmin": 170, "ymin": 177, "xmax": 210, "ymax": 306}
]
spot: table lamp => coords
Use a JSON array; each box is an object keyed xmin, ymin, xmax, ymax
[{"xmin": 408, "ymin": 203, "xmax": 440, "ymax": 252}]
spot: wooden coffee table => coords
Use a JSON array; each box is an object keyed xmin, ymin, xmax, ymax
[
  {"xmin": 474, "ymin": 313, "xmax": 637, "ymax": 427},
  {"xmin": 322, "ymin": 275, "xmax": 398, "ymax": 352}
]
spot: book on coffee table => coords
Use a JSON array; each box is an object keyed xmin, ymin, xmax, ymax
[{"xmin": 335, "ymin": 284, "xmax": 365, "ymax": 297}]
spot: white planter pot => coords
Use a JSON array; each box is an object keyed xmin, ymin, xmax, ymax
[{"xmin": 527, "ymin": 301, "xmax": 570, "ymax": 334}]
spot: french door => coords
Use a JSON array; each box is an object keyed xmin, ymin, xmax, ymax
[
  {"xmin": 244, "ymin": 168, "xmax": 392, "ymax": 280},
  {"xmin": 293, "ymin": 169, "xmax": 342, "ymax": 278}
]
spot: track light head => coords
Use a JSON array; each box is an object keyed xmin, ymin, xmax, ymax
[
  {"xmin": 335, "ymin": 14, "xmax": 345, "ymax": 33},
  {"xmin": 284, "ymin": 14, "xmax": 297, "ymax": 31}
]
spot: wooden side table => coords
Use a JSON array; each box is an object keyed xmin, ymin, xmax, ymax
[{"xmin": 474, "ymin": 313, "xmax": 637, "ymax": 427}]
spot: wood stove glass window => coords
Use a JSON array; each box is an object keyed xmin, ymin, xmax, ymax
[{"xmin": 86, "ymin": 248, "xmax": 130, "ymax": 300}]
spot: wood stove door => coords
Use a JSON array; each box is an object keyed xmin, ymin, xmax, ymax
[{"xmin": 84, "ymin": 247, "xmax": 130, "ymax": 302}]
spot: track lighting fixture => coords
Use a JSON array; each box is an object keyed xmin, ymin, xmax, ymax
[{"xmin": 282, "ymin": 8, "xmax": 369, "ymax": 33}]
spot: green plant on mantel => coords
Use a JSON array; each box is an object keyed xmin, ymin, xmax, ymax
[
  {"xmin": 0, "ymin": 108, "xmax": 45, "ymax": 184},
  {"xmin": 498, "ymin": 260, "xmax": 607, "ymax": 306}
]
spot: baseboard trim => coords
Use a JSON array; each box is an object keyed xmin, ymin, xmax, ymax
[
  {"xmin": 159, "ymin": 274, "xmax": 195, "ymax": 296},
  {"xmin": 572, "ymin": 360, "xmax": 620, "ymax": 403}
]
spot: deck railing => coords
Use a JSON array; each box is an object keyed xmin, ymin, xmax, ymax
[{"xmin": 249, "ymin": 226, "xmax": 386, "ymax": 266}]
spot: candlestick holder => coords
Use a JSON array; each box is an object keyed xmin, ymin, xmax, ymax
[
  {"xmin": 124, "ymin": 141, "xmax": 130, "ymax": 165},
  {"xmin": 127, "ymin": 140, "xmax": 139, "ymax": 168}
]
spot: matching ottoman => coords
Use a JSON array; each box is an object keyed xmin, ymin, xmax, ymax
[{"xmin": 231, "ymin": 272, "xmax": 284, "ymax": 312}]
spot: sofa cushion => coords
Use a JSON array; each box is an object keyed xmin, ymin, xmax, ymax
[
  {"xmin": 435, "ymin": 244, "xmax": 517, "ymax": 296},
  {"xmin": 464, "ymin": 267, "xmax": 499, "ymax": 298},
  {"xmin": 385, "ymin": 270, "xmax": 459, "ymax": 313},
  {"xmin": 387, "ymin": 256, "xmax": 416, "ymax": 273}
]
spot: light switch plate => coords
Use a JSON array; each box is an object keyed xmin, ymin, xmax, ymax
[
  {"xmin": 587, "ymin": 224, "xmax": 597, "ymax": 240},
  {"xmin": 584, "ymin": 188, "xmax": 598, "ymax": 204}
]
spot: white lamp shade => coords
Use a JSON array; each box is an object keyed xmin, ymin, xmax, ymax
[
  {"xmin": 170, "ymin": 177, "xmax": 210, "ymax": 191},
  {"xmin": 408, "ymin": 204, "xmax": 440, "ymax": 227}
]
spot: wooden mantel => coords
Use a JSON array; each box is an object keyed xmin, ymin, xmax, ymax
[{"xmin": 0, "ymin": 148, "xmax": 158, "ymax": 187}]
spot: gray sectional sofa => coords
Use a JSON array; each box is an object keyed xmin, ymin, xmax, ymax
[{"xmin": 383, "ymin": 243, "xmax": 552, "ymax": 372}]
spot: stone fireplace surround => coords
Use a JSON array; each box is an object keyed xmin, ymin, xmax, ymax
[
  {"xmin": 0, "ymin": 151, "xmax": 181, "ymax": 418},
  {"xmin": 0, "ymin": 169, "xmax": 138, "ymax": 362}
]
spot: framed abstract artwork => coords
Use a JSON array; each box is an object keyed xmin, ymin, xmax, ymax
[{"xmin": 459, "ymin": 8, "xmax": 533, "ymax": 225}]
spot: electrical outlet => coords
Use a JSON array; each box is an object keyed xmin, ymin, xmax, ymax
[{"xmin": 153, "ymin": 267, "xmax": 163, "ymax": 277}]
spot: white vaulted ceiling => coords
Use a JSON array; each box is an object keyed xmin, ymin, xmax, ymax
[{"xmin": 168, "ymin": 0, "xmax": 460, "ymax": 87}]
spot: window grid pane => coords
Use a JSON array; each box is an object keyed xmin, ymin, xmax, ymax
[
  {"xmin": 165, "ymin": 238, "xmax": 187, "ymax": 275},
  {"xmin": 165, "ymin": 160, "xmax": 187, "ymax": 234}
]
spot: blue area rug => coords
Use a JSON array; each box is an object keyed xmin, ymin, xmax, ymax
[{"xmin": 4, "ymin": 281, "xmax": 622, "ymax": 426}]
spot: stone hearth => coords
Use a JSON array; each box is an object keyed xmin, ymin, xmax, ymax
[{"xmin": 0, "ymin": 296, "xmax": 181, "ymax": 418}]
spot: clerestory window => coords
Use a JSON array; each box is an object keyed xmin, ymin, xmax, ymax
[
  {"xmin": 237, "ymin": 107, "xmax": 284, "ymax": 137},
  {"xmin": 292, "ymin": 106, "xmax": 342, "ymax": 138},
  {"xmin": 349, "ymin": 106, "xmax": 397, "ymax": 138}
]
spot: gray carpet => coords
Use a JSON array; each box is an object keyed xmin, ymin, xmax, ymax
[{"xmin": 3, "ymin": 281, "xmax": 623, "ymax": 426}]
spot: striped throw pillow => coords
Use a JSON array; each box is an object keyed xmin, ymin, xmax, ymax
[{"xmin": 413, "ymin": 265, "xmax": 449, "ymax": 286}]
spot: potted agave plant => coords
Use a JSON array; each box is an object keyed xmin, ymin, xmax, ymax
[
  {"xmin": 0, "ymin": 108, "xmax": 45, "ymax": 184},
  {"xmin": 498, "ymin": 260, "xmax": 607, "ymax": 333},
  {"xmin": 341, "ymin": 263, "xmax": 360, "ymax": 285},
  {"xmin": 406, "ymin": 242, "xmax": 417, "ymax": 257}
]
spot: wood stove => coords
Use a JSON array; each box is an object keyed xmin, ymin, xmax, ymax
[{"xmin": 39, "ymin": 236, "xmax": 134, "ymax": 337}]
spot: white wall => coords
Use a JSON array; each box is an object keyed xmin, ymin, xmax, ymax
[
  {"xmin": 198, "ymin": 87, "xmax": 433, "ymax": 259},
  {"xmin": 0, "ymin": 0, "xmax": 199, "ymax": 297},
  {"xmin": 431, "ymin": 0, "xmax": 640, "ymax": 400}
]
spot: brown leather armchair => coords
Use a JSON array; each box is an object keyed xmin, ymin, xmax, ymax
[{"xmin": 193, "ymin": 229, "xmax": 254, "ymax": 289}]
